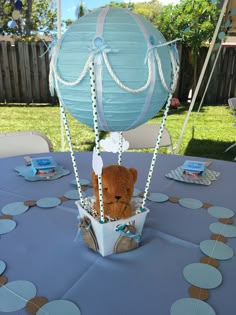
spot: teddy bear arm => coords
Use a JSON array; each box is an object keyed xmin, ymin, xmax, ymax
[
  {"xmin": 106, "ymin": 202, "xmax": 132, "ymax": 219},
  {"xmin": 120, "ymin": 203, "xmax": 133, "ymax": 219}
]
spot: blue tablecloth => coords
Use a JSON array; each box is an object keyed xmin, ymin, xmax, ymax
[{"xmin": 0, "ymin": 152, "xmax": 235, "ymax": 315}]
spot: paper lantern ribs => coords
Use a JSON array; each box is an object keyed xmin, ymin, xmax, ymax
[{"xmin": 50, "ymin": 7, "xmax": 178, "ymax": 132}]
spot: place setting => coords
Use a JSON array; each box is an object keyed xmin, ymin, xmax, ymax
[
  {"xmin": 14, "ymin": 156, "xmax": 70, "ymax": 181},
  {"xmin": 165, "ymin": 160, "xmax": 220, "ymax": 185}
]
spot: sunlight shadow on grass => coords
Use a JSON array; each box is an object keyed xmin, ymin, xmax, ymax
[{"xmin": 184, "ymin": 138, "xmax": 236, "ymax": 161}]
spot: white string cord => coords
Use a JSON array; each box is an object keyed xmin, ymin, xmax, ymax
[
  {"xmin": 49, "ymin": 63, "xmax": 55, "ymax": 96},
  {"xmin": 118, "ymin": 132, "xmax": 123, "ymax": 165},
  {"xmin": 50, "ymin": 44, "xmax": 93, "ymax": 87},
  {"xmin": 154, "ymin": 47, "xmax": 179, "ymax": 94},
  {"xmin": 102, "ymin": 52, "xmax": 152, "ymax": 93},
  {"xmin": 141, "ymin": 61, "xmax": 180, "ymax": 210},
  {"xmin": 89, "ymin": 61, "xmax": 105, "ymax": 223},
  {"xmin": 50, "ymin": 39, "xmax": 179, "ymax": 96},
  {"xmin": 54, "ymin": 79, "xmax": 85, "ymax": 207},
  {"xmin": 141, "ymin": 95, "xmax": 172, "ymax": 210},
  {"xmin": 58, "ymin": 103, "xmax": 85, "ymax": 207}
]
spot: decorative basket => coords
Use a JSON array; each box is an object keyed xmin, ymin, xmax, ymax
[{"xmin": 76, "ymin": 200, "xmax": 149, "ymax": 256}]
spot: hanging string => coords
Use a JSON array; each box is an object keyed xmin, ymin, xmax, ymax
[
  {"xmin": 54, "ymin": 80, "xmax": 85, "ymax": 207},
  {"xmin": 50, "ymin": 40, "xmax": 153, "ymax": 93},
  {"xmin": 140, "ymin": 95, "xmax": 172, "ymax": 210},
  {"xmin": 89, "ymin": 61, "xmax": 105, "ymax": 223},
  {"xmin": 39, "ymin": 34, "xmax": 58, "ymax": 59},
  {"xmin": 154, "ymin": 47, "xmax": 179, "ymax": 94},
  {"xmin": 50, "ymin": 37, "xmax": 180, "ymax": 97},
  {"xmin": 144, "ymin": 38, "xmax": 181, "ymax": 63},
  {"xmin": 50, "ymin": 43, "xmax": 93, "ymax": 88},
  {"xmin": 141, "ymin": 62, "xmax": 180, "ymax": 211},
  {"xmin": 59, "ymin": 104, "xmax": 85, "ymax": 207},
  {"xmin": 103, "ymin": 52, "xmax": 152, "ymax": 93},
  {"xmin": 39, "ymin": 39, "xmax": 50, "ymax": 58},
  {"xmin": 118, "ymin": 132, "xmax": 123, "ymax": 165}
]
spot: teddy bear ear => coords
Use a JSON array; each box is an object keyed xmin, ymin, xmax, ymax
[
  {"xmin": 91, "ymin": 171, "xmax": 98, "ymax": 188},
  {"xmin": 129, "ymin": 168, "xmax": 138, "ymax": 183}
]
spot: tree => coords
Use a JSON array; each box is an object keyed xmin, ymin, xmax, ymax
[
  {"xmin": 105, "ymin": 1, "xmax": 133, "ymax": 9},
  {"xmin": 133, "ymin": 0, "xmax": 162, "ymax": 26},
  {"xmin": 75, "ymin": 1, "xmax": 87, "ymax": 19},
  {"xmin": 105, "ymin": 0, "xmax": 162, "ymax": 20},
  {"xmin": 77, "ymin": 2, "xmax": 84, "ymax": 18},
  {"xmin": 156, "ymin": 0, "xmax": 219, "ymax": 94},
  {"xmin": 0, "ymin": 0, "xmax": 57, "ymax": 39},
  {"xmin": 63, "ymin": 1, "xmax": 89, "ymax": 28},
  {"xmin": 62, "ymin": 1, "xmax": 161, "ymax": 30}
]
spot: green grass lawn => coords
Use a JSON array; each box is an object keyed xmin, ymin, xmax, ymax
[
  {"xmin": 0, "ymin": 104, "xmax": 235, "ymax": 161},
  {"xmin": 151, "ymin": 104, "xmax": 236, "ymax": 161}
]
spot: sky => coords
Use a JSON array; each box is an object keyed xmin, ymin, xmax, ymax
[{"xmin": 61, "ymin": 0, "xmax": 180, "ymax": 21}]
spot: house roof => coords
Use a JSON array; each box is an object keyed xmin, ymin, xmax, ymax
[
  {"xmin": 221, "ymin": 1, "xmax": 236, "ymax": 47},
  {"xmin": 222, "ymin": 35, "xmax": 236, "ymax": 47},
  {"xmin": 0, "ymin": 35, "xmax": 52, "ymax": 43}
]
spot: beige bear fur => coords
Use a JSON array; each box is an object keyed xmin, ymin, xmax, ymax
[{"xmin": 92, "ymin": 164, "xmax": 138, "ymax": 219}]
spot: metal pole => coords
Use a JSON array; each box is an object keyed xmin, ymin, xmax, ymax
[
  {"xmin": 57, "ymin": 0, "xmax": 61, "ymax": 40},
  {"xmin": 57, "ymin": 0, "xmax": 65, "ymax": 151},
  {"xmin": 175, "ymin": 0, "xmax": 229, "ymax": 154}
]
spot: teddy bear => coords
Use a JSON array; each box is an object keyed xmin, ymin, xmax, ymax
[{"xmin": 92, "ymin": 164, "xmax": 138, "ymax": 220}]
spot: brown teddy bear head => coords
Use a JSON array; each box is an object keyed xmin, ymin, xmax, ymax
[{"xmin": 92, "ymin": 165, "xmax": 138, "ymax": 219}]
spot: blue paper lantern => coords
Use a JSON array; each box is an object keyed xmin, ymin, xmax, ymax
[
  {"xmin": 51, "ymin": 8, "xmax": 177, "ymax": 131},
  {"xmin": 7, "ymin": 20, "xmax": 17, "ymax": 28},
  {"xmin": 218, "ymin": 31, "xmax": 226, "ymax": 40}
]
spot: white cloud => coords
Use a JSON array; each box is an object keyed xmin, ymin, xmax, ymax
[
  {"xmin": 100, "ymin": 132, "xmax": 129, "ymax": 153},
  {"xmin": 92, "ymin": 147, "xmax": 103, "ymax": 175}
]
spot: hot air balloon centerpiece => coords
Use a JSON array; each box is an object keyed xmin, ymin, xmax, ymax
[{"xmin": 49, "ymin": 7, "xmax": 179, "ymax": 256}]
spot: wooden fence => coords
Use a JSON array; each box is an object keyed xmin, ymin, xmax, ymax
[
  {"xmin": 0, "ymin": 41, "xmax": 52, "ymax": 103},
  {"xmin": 0, "ymin": 40, "xmax": 235, "ymax": 104},
  {"xmin": 207, "ymin": 46, "xmax": 236, "ymax": 104}
]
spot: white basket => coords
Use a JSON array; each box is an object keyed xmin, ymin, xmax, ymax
[{"xmin": 76, "ymin": 200, "xmax": 149, "ymax": 256}]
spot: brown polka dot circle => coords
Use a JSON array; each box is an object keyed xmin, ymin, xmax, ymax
[
  {"xmin": 200, "ymin": 256, "xmax": 220, "ymax": 268},
  {"xmin": 24, "ymin": 200, "xmax": 37, "ymax": 207},
  {"xmin": 202, "ymin": 203, "xmax": 214, "ymax": 209},
  {"xmin": 0, "ymin": 214, "xmax": 13, "ymax": 220},
  {"xmin": 25, "ymin": 296, "xmax": 49, "ymax": 314},
  {"xmin": 219, "ymin": 218, "xmax": 234, "ymax": 225},
  {"xmin": 168, "ymin": 196, "xmax": 179, "ymax": 203},
  {"xmin": 58, "ymin": 196, "xmax": 69, "ymax": 202},
  {"xmin": 211, "ymin": 233, "xmax": 227, "ymax": 243},
  {"xmin": 188, "ymin": 285, "xmax": 209, "ymax": 300},
  {"xmin": 0, "ymin": 275, "xmax": 8, "ymax": 286}
]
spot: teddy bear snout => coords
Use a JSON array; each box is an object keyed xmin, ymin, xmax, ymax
[{"xmin": 115, "ymin": 195, "xmax": 121, "ymax": 200}]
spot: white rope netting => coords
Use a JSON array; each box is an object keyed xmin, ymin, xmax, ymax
[{"xmin": 50, "ymin": 39, "xmax": 180, "ymax": 96}]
